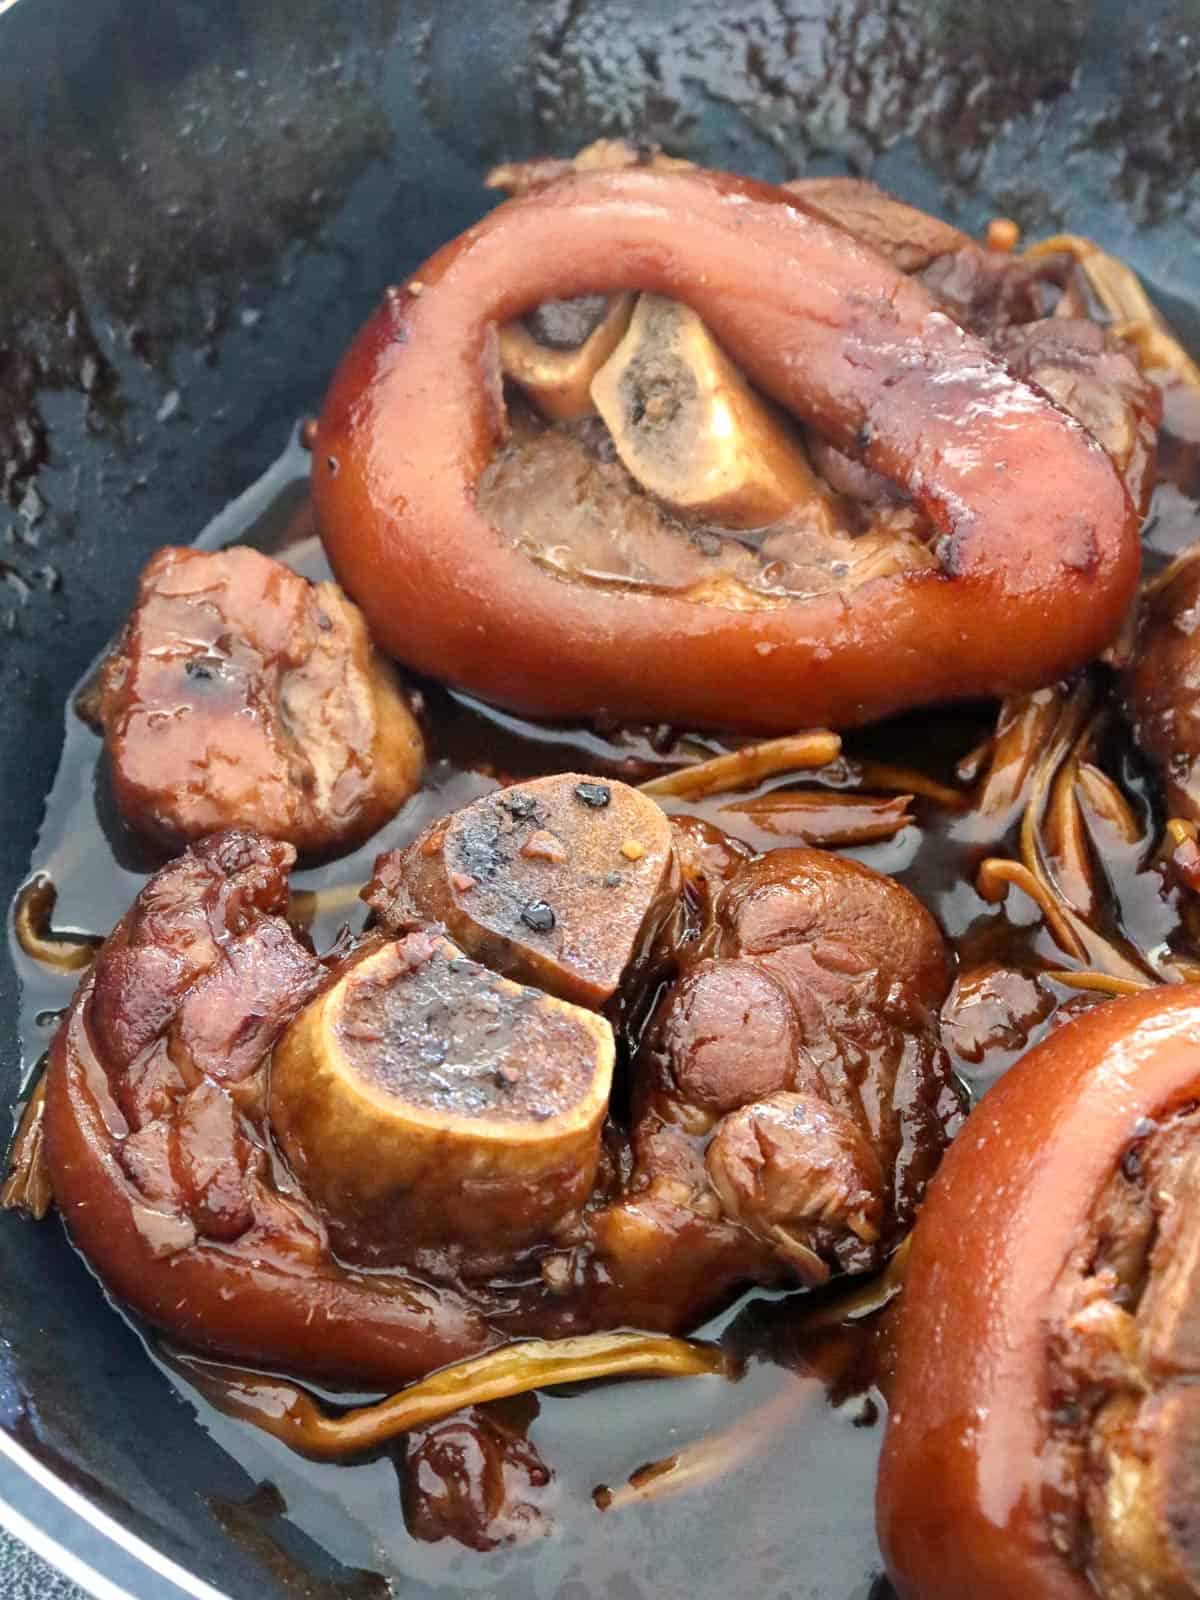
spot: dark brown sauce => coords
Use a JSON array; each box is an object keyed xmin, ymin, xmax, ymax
[{"xmin": 8, "ymin": 383, "xmax": 1200, "ymax": 1595}]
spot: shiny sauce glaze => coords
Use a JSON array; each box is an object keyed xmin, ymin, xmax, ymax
[{"xmin": 8, "ymin": 355, "xmax": 1200, "ymax": 1597}]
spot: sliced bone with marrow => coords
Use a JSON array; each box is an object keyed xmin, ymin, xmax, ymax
[
  {"xmin": 500, "ymin": 293, "xmax": 635, "ymax": 421},
  {"xmin": 367, "ymin": 774, "xmax": 677, "ymax": 1010},
  {"xmin": 590, "ymin": 293, "xmax": 833, "ymax": 531},
  {"xmin": 269, "ymin": 931, "xmax": 614, "ymax": 1263},
  {"xmin": 482, "ymin": 296, "xmax": 936, "ymax": 602}
]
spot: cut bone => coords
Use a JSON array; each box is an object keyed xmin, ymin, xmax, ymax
[
  {"xmin": 269, "ymin": 932, "xmax": 614, "ymax": 1260},
  {"xmin": 374, "ymin": 774, "xmax": 676, "ymax": 1009},
  {"xmin": 590, "ymin": 294, "xmax": 833, "ymax": 530},
  {"xmin": 500, "ymin": 294, "xmax": 636, "ymax": 420}
]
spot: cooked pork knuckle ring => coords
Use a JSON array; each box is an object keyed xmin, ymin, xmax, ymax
[
  {"xmin": 44, "ymin": 776, "xmax": 958, "ymax": 1383},
  {"xmin": 313, "ymin": 166, "xmax": 1140, "ymax": 731}
]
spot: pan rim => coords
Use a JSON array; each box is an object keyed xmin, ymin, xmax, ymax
[{"xmin": 0, "ymin": 1431, "xmax": 230, "ymax": 1600}]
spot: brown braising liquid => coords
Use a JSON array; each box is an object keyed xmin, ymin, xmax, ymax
[{"xmin": 7, "ymin": 385, "xmax": 1200, "ymax": 1596}]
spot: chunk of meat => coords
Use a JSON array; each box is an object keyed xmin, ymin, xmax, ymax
[
  {"xmin": 98, "ymin": 546, "xmax": 425, "ymax": 857},
  {"xmin": 916, "ymin": 242, "xmax": 1046, "ymax": 336},
  {"xmin": 705, "ymin": 1091, "xmax": 886, "ymax": 1282},
  {"xmin": 712, "ymin": 848, "xmax": 958, "ymax": 1231},
  {"xmin": 1048, "ymin": 1116, "xmax": 1200, "ymax": 1599},
  {"xmin": 607, "ymin": 813, "xmax": 755, "ymax": 1047},
  {"xmin": 783, "ymin": 177, "xmax": 974, "ymax": 276},
  {"xmin": 524, "ymin": 844, "xmax": 960, "ymax": 1335},
  {"xmin": 170, "ymin": 1079, "xmax": 260, "ymax": 1243},
  {"xmin": 1126, "ymin": 551, "xmax": 1200, "ymax": 822},
  {"xmin": 669, "ymin": 814, "xmax": 755, "ymax": 922},
  {"xmin": 648, "ymin": 958, "xmax": 812, "ymax": 1115},
  {"xmin": 367, "ymin": 774, "xmax": 678, "ymax": 1009},
  {"xmin": 785, "ymin": 176, "xmax": 1044, "ymax": 335},
  {"xmin": 1087, "ymin": 1388, "xmax": 1200, "ymax": 1600},
  {"xmin": 269, "ymin": 933, "xmax": 614, "ymax": 1264},
  {"xmin": 87, "ymin": 828, "xmax": 318, "ymax": 1083},
  {"xmin": 716, "ymin": 847, "xmax": 951, "ymax": 1004},
  {"xmin": 170, "ymin": 917, "xmax": 324, "ymax": 1087},
  {"xmin": 43, "ymin": 829, "xmax": 498, "ymax": 1387},
  {"xmin": 877, "ymin": 988, "xmax": 1200, "ymax": 1600},
  {"xmin": 401, "ymin": 1408, "xmax": 554, "ymax": 1552},
  {"xmin": 525, "ymin": 1092, "xmax": 775, "ymax": 1336},
  {"xmin": 1137, "ymin": 1148, "xmax": 1200, "ymax": 1378},
  {"xmin": 995, "ymin": 318, "xmax": 1162, "ymax": 514}
]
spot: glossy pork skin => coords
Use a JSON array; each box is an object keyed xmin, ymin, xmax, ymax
[
  {"xmin": 42, "ymin": 830, "xmax": 496, "ymax": 1387},
  {"xmin": 98, "ymin": 546, "xmax": 424, "ymax": 857},
  {"xmin": 878, "ymin": 986, "xmax": 1200, "ymax": 1600},
  {"xmin": 313, "ymin": 164, "xmax": 1139, "ymax": 731}
]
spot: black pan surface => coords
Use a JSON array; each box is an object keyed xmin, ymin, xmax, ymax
[{"xmin": 1, "ymin": 1, "xmax": 1197, "ymax": 1595}]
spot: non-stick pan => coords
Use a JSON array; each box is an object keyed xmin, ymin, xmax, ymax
[{"xmin": 1, "ymin": 1, "xmax": 1197, "ymax": 1594}]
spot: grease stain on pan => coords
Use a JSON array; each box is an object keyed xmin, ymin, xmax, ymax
[
  {"xmin": 416, "ymin": 0, "xmax": 1092, "ymax": 175},
  {"xmin": 0, "ymin": 0, "xmax": 400, "ymax": 514}
]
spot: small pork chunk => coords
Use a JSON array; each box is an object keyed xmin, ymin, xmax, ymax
[
  {"xmin": 705, "ymin": 1091, "xmax": 886, "ymax": 1278},
  {"xmin": 98, "ymin": 545, "xmax": 424, "ymax": 856},
  {"xmin": 401, "ymin": 1408, "xmax": 554, "ymax": 1551}
]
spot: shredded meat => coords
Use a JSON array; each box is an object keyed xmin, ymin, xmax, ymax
[{"xmin": 1045, "ymin": 1107, "xmax": 1200, "ymax": 1598}]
